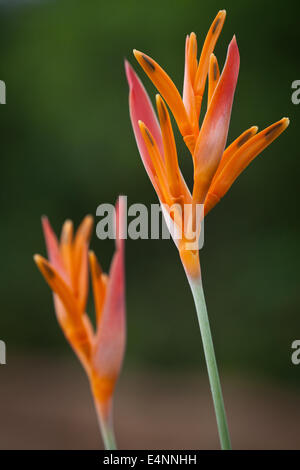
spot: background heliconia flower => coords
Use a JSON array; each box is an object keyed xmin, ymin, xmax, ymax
[
  {"xmin": 34, "ymin": 197, "xmax": 126, "ymax": 450},
  {"xmin": 126, "ymin": 10, "xmax": 289, "ymax": 279}
]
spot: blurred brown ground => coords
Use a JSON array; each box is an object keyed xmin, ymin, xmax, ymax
[{"xmin": 0, "ymin": 356, "xmax": 299, "ymax": 450}]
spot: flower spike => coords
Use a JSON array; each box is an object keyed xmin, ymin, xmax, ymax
[
  {"xmin": 127, "ymin": 11, "xmax": 289, "ymax": 274},
  {"xmin": 92, "ymin": 197, "xmax": 126, "ymax": 422},
  {"xmin": 34, "ymin": 199, "xmax": 126, "ymax": 449},
  {"xmin": 127, "ymin": 10, "xmax": 290, "ymax": 450}
]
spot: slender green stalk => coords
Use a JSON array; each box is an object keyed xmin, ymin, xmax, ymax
[
  {"xmin": 187, "ymin": 274, "xmax": 231, "ymax": 450},
  {"xmin": 93, "ymin": 398, "xmax": 117, "ymax": 450},
  {"xmin": 98, "ymin": 418, "xmax": 117, "ymax": 450}
]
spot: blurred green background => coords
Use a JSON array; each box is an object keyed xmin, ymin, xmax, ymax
[{"xmin": 0, "ymin": 0, "xmax": 299, "ymax": 449}]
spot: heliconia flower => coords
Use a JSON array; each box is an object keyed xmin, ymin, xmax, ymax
[
  {"xmin": 34, "ymin": 197, "xmax": 126, "ymax": 449},
  {"xmin": 126, "ymin": 11, "xmax": 289, "ymax": 279}
]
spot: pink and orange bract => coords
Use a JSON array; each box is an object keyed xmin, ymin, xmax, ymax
[
  {"xmin": 34, "ymin": 198, "xmax": 126, "ymax": 448},
  {"xmin": 126, "ymin": 10, "xmax": 289, "ymax": 278}
]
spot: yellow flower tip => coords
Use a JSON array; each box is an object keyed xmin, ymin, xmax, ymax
[
  {"xmin": 33, "ymin": 253, "xmax": 42, "ymax": 265},
  {"xmin": 34, "ymin": 254, "xmax": 55, "ymax": 281},
  {"xmin": 282, "ymin": 117, "xmax": 290, "ymax": 128},
  {"xmin": 133, "ymin": 49, "xmax": 156, "ymax": 73},
  {"xmin": 189, "ymin": 32, "xmax": 197, "ymax": 48},
  {"xmin": 34, "ymin": 254, "xmax": 48, "ymax": 270},
  {"xmin": 83, "ymin": 214, "xmax": 94, "ymax": 225},
  {"xmin": 61, "ymin": 219, "xmax": 73, "ymax": 244},
  {"xmin": 89, "ymin": 250, "xmax": 103, "ymax": 278},
  {"xmin": 133, "ymin": 49, "xmax": 143, "ymax": 62},
  {"xmin": 78, "ymin": 215, "xmax": 94, "ymax": 241},
  {"xmin": 138, "ymin": 120, "xmax": 154, "ymax": 145},
  {"xmin": 138, "ymin": 119, "xmax": 146, "ymax": 134},
  {"xmin": 155, "ymin": 94, "xmax": 166, "ymax": 116},
  {"xmin": 156, "ymin": 95, "xmax": 169, "ymax": 124},
  {"xmin": 88, "ymin": 249, "xmax": 95, "ymax": 264}
]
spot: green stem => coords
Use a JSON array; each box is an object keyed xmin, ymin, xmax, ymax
[
  {"xmin": 98, "ymin": 418, "xmax": 117, "ymax": 450},
  {"xmin": 187, "ymin": 274, "xmax": 231, "ymax": 450},
  {"xmin": 93, "ymin": 398, "xmax": 117, "ymax": 450}
]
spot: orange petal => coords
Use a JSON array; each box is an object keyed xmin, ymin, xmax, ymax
[
  {"xmin": 34, "ymin": 254, "xmax": 92, "ymax": 368},
  {"xmin": 73, "ymin": 215, "xmax": 93, "ymax": 310},
  {"xmin": 156, "ymin": 94, "xmax": 189, "ymax": 203},
  {"xmin": 34, "ymin": 255, "xmax": 82, "ymax": 319},
  {"xmin": 207, "ymin": 53, "xmax": 220, "ymax": 106},
  {"xmin": 89, "ymin": 251, "xmax": 107, "ymax": 325},
  {"xmin": 183, "ymin": 34, "xmax": 198, "ymax": 136},
  {"xmin": 60, "ymin": 219, "xmax": 74, "ymax": 280},
  {"xmin": 133, "ymin": 49, "xmax": 193, "ymax": 140},
  {"xmin": 138, "ymin": 120, "xmax": 171, "ymax": 204},
  {"xmin": 194, "ymin": 10, "xmax": 226, "ymax": 116},
  {"xmin": 187, "ymin": 32, "xmax": 198, "ymax": 85},
  {"xmin": 205, "ymin": 117, "xmax": 290, "ymax": 214}
]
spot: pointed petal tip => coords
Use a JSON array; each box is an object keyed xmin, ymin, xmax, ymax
[
  {"xmin": 88, "ymin": 250, "xmax": 96, "ymax": 264},
  {"xmin": 155, "ymin": 93, "xmax": 162, "ymax": 105},
  {"xmin": 33, "ymin": 254, "xmax": 41, "ymax": 264},
  {"xmin": 215, "ymin": 9, "xmax": 227, "ymax": 26},
  {"xmin": 84, "ymin": 214, "xmax": 94, "ymax": 223},
  {"xmin": 282, "ymin": 117, "xmax": 290, "ymax": 127},
  {"xmin": 124, "ymin": 58, "xmax": 133, "ymax": 81},
  {"xmin": 41, "ymin": 215, "xmax": 50, "ymax": 227},
  {"xmin": 227, "ymin": 35, "xmax": 240, "ymax": 70},
  {"xmin": 125, "ymin": 60, "xmax": 141, "ymax": 91},
  {"xmin": 62, "ymin": 219, "xmax": 73, "ymax": 228},
  {"xmin": 34, "ymin": 254, "xmax": 48, "ymax": 271},
  {"xmin": 230, "ymin": 34, "xmax": 238, "ymax": 49}
]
